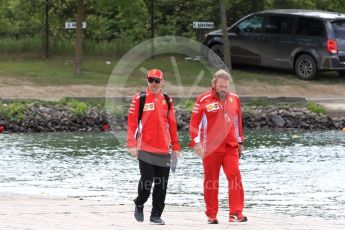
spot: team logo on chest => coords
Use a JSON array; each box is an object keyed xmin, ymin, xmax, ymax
[
  {"xmin": 143, "ymin": 103, "xmax": 155, "ymax": 111},
  {"xmin": 206, "ymin": 102, "xmax": 219, "ymax": 112}
]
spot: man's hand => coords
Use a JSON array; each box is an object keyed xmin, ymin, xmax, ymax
[
  {"xmin": 172, "ymin": 150, "xmax": 180, "ymax": 158},
  {"xmin": 193, "ymin": 143, "xmax": 204, "ymax": 157},
  {"xmin": 238, "ymin": 144, "xmax": 244, "ymax": 158},
  {"xmin": 128, "ymin": 147, "xmax": 138, "ymax": 157}
]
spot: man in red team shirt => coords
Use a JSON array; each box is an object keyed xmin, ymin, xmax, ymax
[
  {"xmin": 189, "ymin": 69, "xmax": 247, "ymax": 224},
  {"xmin": 127, "ymin": 69, "xmax": 180, "ymax": 225}
]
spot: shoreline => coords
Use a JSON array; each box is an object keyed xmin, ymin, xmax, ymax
[
  {"xmin": 0, "ymin": 193, "xmax": 344, "ymax": 230},
  {"xmin": 1, "ymin": 98, "xmax": 344, "ymax": 133}
]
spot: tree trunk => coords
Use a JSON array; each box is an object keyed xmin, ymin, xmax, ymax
[
  {"xmin": 43, "ymin": 0, "xmax": 50, "ymax": 58},
  {"xmin": 219, "ymin": 0, "xmax": 232, "ymax": 70},
  {"xmin": 150, "ymin": 0, "xmax": 155, "ymax": 59},
  {"xmin": 75, "ymin": 0, "xmax": 84, "ymax": 76}
]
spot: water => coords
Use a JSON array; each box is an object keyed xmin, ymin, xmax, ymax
[{"xmin": 0, "ymin": 130, "xmax": 345, "ymax": 223}]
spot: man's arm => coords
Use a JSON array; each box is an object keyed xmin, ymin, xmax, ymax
[
  {"xmin": 189, "ymin": 97, "xmax": 204, "ymax": 156},
  {"xmin": 127, "ymin": 94, "xmax": 139, "ymax": 157},
  {"xmin": 167, "ymin": 98, "xmax": 180, "ymax": 155},
  {"xmin": 236, "ymin": 96, "xmax": 244, "ymax": 157}
]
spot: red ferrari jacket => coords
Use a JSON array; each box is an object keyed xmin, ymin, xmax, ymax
[
  {"xmin": 189, "ymin": 89, "xmax": 244, "ymax": 153},
  {"xmin": 127, "ymin": 88, "xmax": 180, "ymax": 154}
]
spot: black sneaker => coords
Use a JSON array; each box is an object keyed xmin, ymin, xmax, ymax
[
  {"xmin": 134, "ymin": 204, "xmax": 144, "ymax": 222},
  {"xmin": 150, "ymin": 216, "xmax": 165, "ymax": 225}
]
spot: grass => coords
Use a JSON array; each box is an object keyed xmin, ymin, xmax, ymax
[
  {"xmin": 0, "ymin": 56, "xmax": 114, "ymax": 85},
  {"xmin": 231, "ymin": 65, "xmax": 345, "ymax": 85},
  {"xmin": 246, "ymin": 98, "xmax": 271, "ymax": 107},
  {"xmin": 307, "ymin": 101, "xmax": 327, "ymax": 114},
  {"xmin": 0, "ymin": 54, "xmax": 344, "ymax": 87},
  {"xmin": 0, "ymin": 55, "xmax": 216, "ymax": 86},
  {"xmin": 0, "ymin": 37, "xmax": 133, "ymax": 57}
]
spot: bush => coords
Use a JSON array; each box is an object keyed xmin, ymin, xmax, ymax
[
  {"xmin": 0, "ymin": 37, "xmax": 133, "ymax": 57},
  {"xmin": 307, "ymin": 102, "xmax": 327, "ymax": 114},
  {"xmin": 0, "ymin": 102, "xmax": 27, "ymax": 121},
  {"xmin": 177, "ymin": 99, "xmax": 194, "ymax": 112},
  {"xmin": 67, "ymin": 99, "xmax": 89, "ymax": 117}
]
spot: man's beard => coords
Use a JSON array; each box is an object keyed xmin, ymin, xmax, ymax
[{"xmin": 216, "ymin": 91, "xmax": 227, "ymax": 100}]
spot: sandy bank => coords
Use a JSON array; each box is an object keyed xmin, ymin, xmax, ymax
[{"xmin": 0, "ymin": 194, "xmax": 344, "ymax": 230}]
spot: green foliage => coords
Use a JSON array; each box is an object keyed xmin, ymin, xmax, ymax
[
  {"xmin": 178, "ymin": 99, "xmax": 195, "ymax": 112},
  {"xmin": 224, "ymin": 0, "xmax": 266, "ymax": 25},
  {"xmin": 58, "ymin": 97, "xmax": 69, "ymax": 106},
  {"xmin": 0, "ymin": 37, "xmax": 132, "ymax": 57},
  {"xmin": 0, "ymin": 102, "xmax": 27, "ymax": 121},
  {"xmin": 0, "ymin": 99, "xmax": 104, "ymax": 122},
  {"xmin": 247, "ymin": 98, "xmax": 270, "ymax": 107},
  {"xmin": 107, "ymin": 103, "xmax": 127, "ymax": 119},
  {"xmin": 59, "ymin": 98, "xmax": 104, "ymax": 116},
  {"xmin": 1, "ymin": 0, "xmax": 345, "ymax": 56},
  {"xmin": 84, "ymin": 39, "xmax": 132, "ymax": 57},
  {"xmin": 271, "ymin": 0, "xmax": 314, "ymax": 9},
  {"xmin": 66, "ymin": 99, "xmax": 89, "ymax": 117},
  {"xmin": 0, "ymin": 37, "xmax": 42, "ymax": 54},
  {"xmin": 154, "ymin": 0, "xmax": 215, "ymax": 39},
  {"xmin": 307, "ymin": 102, "xmax": 327, "ymax": 114}
]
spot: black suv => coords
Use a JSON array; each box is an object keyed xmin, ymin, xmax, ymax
[{"xmin": 203, "ymin": 9, "xmax": 345, "ymax": 80}]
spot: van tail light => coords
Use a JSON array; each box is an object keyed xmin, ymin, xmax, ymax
[{"xmin": 327, "ymin": 39, "xmax": 337, "ymax": 54}]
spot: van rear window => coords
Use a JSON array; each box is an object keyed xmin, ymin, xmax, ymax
[
  {"xmin": 332, "ymin": 20, "xmax": 345, "ymax": 39},
  {"xmin": 296, "ymin": 18, "xmax": 325, "ymax": 37}
]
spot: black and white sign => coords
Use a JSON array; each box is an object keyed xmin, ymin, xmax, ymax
[
  {"xmin": 192, "ymin": 21, "xmax": 214, "ymax": 29},
  {"xmin": 65, "ymin": 22, "xmax": 87, "ymax": 29}
]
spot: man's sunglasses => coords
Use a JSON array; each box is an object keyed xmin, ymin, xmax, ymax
[{"xmin": 148, "ymin": 78, "xmax": 161, "ymax": 83}]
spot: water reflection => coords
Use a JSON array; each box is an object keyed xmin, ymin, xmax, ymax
[{"xmin": 0, "ymin": 130, "xmax": 344, "ymax": 223}]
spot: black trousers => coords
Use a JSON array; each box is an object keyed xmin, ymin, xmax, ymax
[{"xmin": 134, "ymin": 159, "xmax": 170, "ymax": 217}]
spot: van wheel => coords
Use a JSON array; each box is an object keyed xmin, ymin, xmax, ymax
[
  {"xmin": 294, "ymin": 54, "xmax": 318, "ymax": 80},
  {"xmin": 208, "ymin": 44, "xmax": 224, "ymax": 67},
  {"xmin": 337, "ymin": 70, "xmax": 345, "ymax": 76}
]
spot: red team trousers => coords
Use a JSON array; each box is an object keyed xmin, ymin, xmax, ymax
[{"xmin": 202, "ymin": 145, "xmax": 244, "ymax": 218}]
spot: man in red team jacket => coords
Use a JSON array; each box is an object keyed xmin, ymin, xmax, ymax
[
  {"xmin": 127, "ymin": 69, "xmax": 180, "ymax": 225},
  {"xmin": 189, "ymin": 69, "xmax": 247, "ymax": 224}
]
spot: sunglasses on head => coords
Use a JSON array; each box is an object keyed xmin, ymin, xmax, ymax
[{"xmin": 148, "ymin": 78, "xmax": 161, "ymax": 83}]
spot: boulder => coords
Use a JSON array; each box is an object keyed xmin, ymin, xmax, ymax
[{"xmin": 270, "ymin": 115, "xmax": 285, "ymax": 127}]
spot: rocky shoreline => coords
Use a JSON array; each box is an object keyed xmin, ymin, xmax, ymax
[
  {"xmin": 1, "ymin": 101, "xmax": 344, "ymax": 133},
  {"xmin": 175, "ymin": 106, "xmax": 345, "ymax": 131}
]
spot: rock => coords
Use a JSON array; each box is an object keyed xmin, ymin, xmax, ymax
[
  {"xmin": 270, "ymin": 115, "xmax": 285, "ymax": 127},
  {"xmin": 37, "ymin": 126, "xmax": 46, "ymax": 132},
  {"xmin": 3, "ymin": 101, "xmax": 345, "ymax": 133}
]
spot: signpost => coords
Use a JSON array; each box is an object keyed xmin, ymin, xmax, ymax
[
  {"xmin": 192, "ymin": 21, "xmax": 214, "ymax": 41},
  {"xmin": 65, "ymin": 22, "xmax": 87, "ymax": 29},
  {"xmin": 192, "ymin": 21, "xmax": 214, "ymax": 29}
]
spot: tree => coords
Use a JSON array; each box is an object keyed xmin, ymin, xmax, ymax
[
  {"xmin": 43, "ymin": 0, "xmax": 51, "ymax": 58},
  {"xmin": 148, "ymin": 0, "xmax": 155, "ymax": 58},
  {"xmin": 219, "ymin": 0, "xmax": 231, "ymax": 70},
  {"xmin": 75, "ymin": 0, "xmax": 84, "ymax": 76},
  {"xmin": 271, "ymin": 0, "xmax": 314, "ymax": 9},
  {"xmin": 224, "ymin": 0, "xmax": 266, "ymax": 25},
  {"xmin": 154, "ymin": 0, "xmax": 215, "ymax": 39}
]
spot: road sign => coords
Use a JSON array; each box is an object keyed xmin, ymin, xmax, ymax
[
  {"xmin": 192, "ymin": 21, "xmax": 214, "ymax": 29},
  {"xmin": 65, "ymin": 22, "xmax": 87, "ymax": 29}
]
